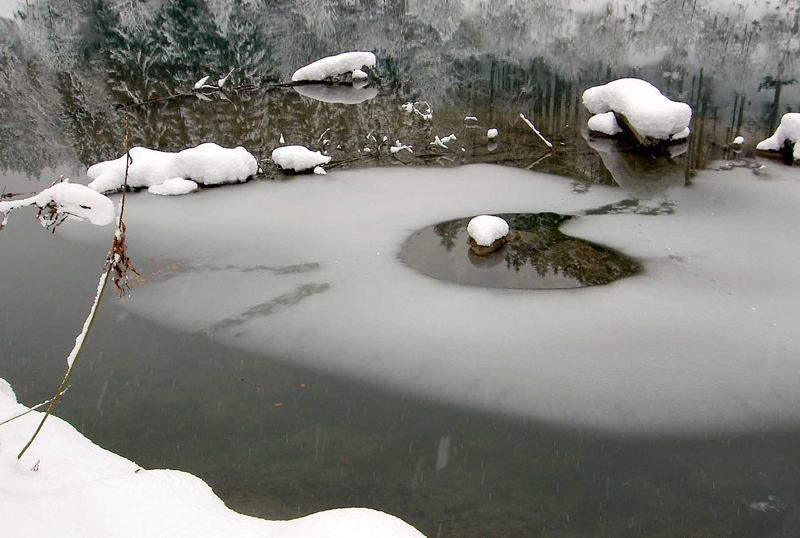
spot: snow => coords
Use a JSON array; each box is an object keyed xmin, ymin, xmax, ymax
[
  {"xmin": 291, "ymin": 52, "xmax": 376, "ymax": 82},
  {"xmin": 671, "ymin": 127, "xmax": 691, "ymax": 140},
  {"xmin": 0, "ymin": 180, "xmax": 115, "ymax": 227},
  {"xmin": 351, "ymin": 69, "xmax": 368, "ymax": 80},
  {"xmin": 732, "ymin": 136, "xmax": 745, "ymax": 145},
  {"xmin": 293, "ymin": 84, "xmax": 378, "ymax": 104},
  {"xmin": 147, "ymin": 178, "xmax": 199, "ymax": 196},
  {"xmin": 487, "ymin": 128, "xmax": 498, "ymax": 139},
  {"xmin": 440, "ymin": 134, "xmax": 457, "ymax": 144},
  {"xmin": 87, "ymin": 144, "xmax": 258, "ymax": 193},
  {"xmin": 587, "ymin": 112, "xmax": 623, "ymax": 136},
  {"xmin": 466, "ymin": 215, "xmax": 509, "ymax": 246},
  {"xmin": 0, "ymin": 379, "xmax": 424, "ymax": 538},
  {"xmin": 193, "ymin": 75, "xmax": 210, "ymax": 90},
  {"xmin": 582, "ymin": 78, "xmax": 692, "ymax": 141},
  {"xmin": 313, "ymin": 166, "xmax": 327, "ymax": 175},
  {"xmin": 519, "ymin": 113, "xmax": 553, "ymax": 148},
  {"xmin": 757, "ymin": 113, "xmax": 800, "ymax": 160},
  {"xmin": 272, "ymin": 146, "xmax": 332, "ymax": 172}
]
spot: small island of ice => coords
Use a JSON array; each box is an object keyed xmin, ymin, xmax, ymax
[
  {"xmin": 757, "ymin": 113, "xmax": 800, "ymax": 161},
  {"xmin": 291, "ymin": 52, "xmax": 376, "ymax": 82},
  {"xmin": 272, "ymin": 145, "xmax": 332, "ymax": 172},
  {"xmin": 583, "ymin": 78, "xmax": 691, "ymax": 144},
  {"xmin": 467, "ymin": 215, "xmax": 509, "ymax": 246},
  {"xmin": 87, "ymin": 143, "xmax": 258, "ymax": 194}
]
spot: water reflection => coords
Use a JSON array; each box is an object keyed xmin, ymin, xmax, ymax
[
  {"xmin": 401, "ymin": 213, "xmax": 640, "ymax": 289},
  {"xmin": 293, "ymin": 83, "xmax": 378, "ymax": 104}
]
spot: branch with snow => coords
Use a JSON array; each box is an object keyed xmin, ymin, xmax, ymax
[
  {"xmin": 0, "ymin": 179, "xmax": 115, "ymax": 230},
  {"xmin": 519, "ymin": 113, "xmax": 553, "ymax": 149}
]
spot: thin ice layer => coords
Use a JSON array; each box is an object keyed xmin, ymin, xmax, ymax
[
  {"xmin": 583, "ymin": 78, "xmax": 691, "ymax": 140},
  {"xmin": 291, "ymin": 52, "xmax": 376, "ymax": 82}
]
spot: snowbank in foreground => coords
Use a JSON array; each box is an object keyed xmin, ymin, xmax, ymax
[
  {"xmin": 583, "ymin": 78, "xmax": 691, "ymax": 141},
  {"xmin": 0, "ymin": 180, "xmax": 115, "ymax": 227},
  {"xmin": 291, "ymin": 52, "xmax": 376, "ymax": 82},
  {"xmin": 0, "ymin": 379, "xmax": 424, "ymax": 538},
  {"xmin": 757, "ymin": 113, "xmax": 800, "ymax": 160},
  {"xmin": 87, "ymin": 143, "xmax": 258, "ymax": 194},
  {"xmin": 272, "ymin": 146, "xmax": 332, "ymax": 172}
]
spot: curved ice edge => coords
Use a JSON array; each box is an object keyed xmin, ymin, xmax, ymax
[{"xmin": 0, "ymin": 378, "xmax": 425, "ymax": 538}]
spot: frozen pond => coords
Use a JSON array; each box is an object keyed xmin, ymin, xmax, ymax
[{"xmin": 2, "ymin": 0, "xmax": 800, "ymax": 536}]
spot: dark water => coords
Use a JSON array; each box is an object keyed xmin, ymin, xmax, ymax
[{"xmin": 2, "ymin": 1, "xmax": 800, "ymax": 536}]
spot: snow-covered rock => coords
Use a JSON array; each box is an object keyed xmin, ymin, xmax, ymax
[
  {"xmin": 0, "ymin": 180, "xmax": 115, "ymax": 227},
  {"xmin": 467, "ymin": 215, "xmax": 509, "ymax": 247},
  {"xmin": 313, "ymin": 166, "xmax": 327, "ymax": 175},
  {"xmin": 487, "ymin": 128, "xmax": 498, "ymax": 139},
  {"xmin": 87, "ymin": 144, "xmax": 258, "ymax": 194},
  {"xmin": 757, "ymin": 113, "xmax": 800, "ymax": 161},
  {"xmin": 147, "ymin": 178, "xmax": 198, "ymax": 196},
  {"xmin": 272, "ymin": 146, "xmax": 332, "ymax": 172},
  {"xmin": 351, "ymin": 69, "xmax": 368, "ymax": 80},
  {"xmin": 582, "ymin": 78, "xmax": 691, "ymax": 143},
  {"xmin": 732, "ymin": 136, "xmax": 745, "ymax": 146},
  {"xmin": 291, "ymin": 52, "xmax": 376, "ymax": 82},
  {"xmin": 587, "ymin": 111, "xmax": 623, "ymax": 136},
  {"xmin": 0, "ymin": 378, "xmax": 424, "ymax": 538}
]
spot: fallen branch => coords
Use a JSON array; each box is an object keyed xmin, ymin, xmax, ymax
[{"xmin": 519, "ymin": 113, "xmax": 553, "ymax": 149}]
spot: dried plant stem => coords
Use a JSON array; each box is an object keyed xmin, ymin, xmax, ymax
[{"xmin": 17, "ymin": 107, "xmax": 135, "ymax": 460}]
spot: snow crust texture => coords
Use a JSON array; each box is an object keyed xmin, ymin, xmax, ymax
[
  {"xmin": 583, "ymin": 78, "xmax": 691, "ymax": 140},
  {"xmin": 0, "ymin": 180, "xmax": 115, "ymax": 226},
  {"xmin": 272, "ymin": 146, "xmax": 332, "ymax": 172},
  {"xmin": 467, "ymin": 215, "xmax": 509, "ymax": 246},
  {"xmin": 291, "ymin": 52, "xmax": 376, "ymax": 82},
  {"xmin": 757, "ymin": 113, "xmax": 800, "ymax": 160},
  {"xmin": 0, "ymin": 379, "xmax": 425, "ymax": 538},
  {"xmin": 87, "ymin": 143, "xmax": 258, "ymax": 194}
]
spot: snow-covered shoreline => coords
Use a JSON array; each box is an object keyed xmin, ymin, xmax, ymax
[{"xmin": 0, "ymin": 378, "xmax": 424, "ymax": 538}]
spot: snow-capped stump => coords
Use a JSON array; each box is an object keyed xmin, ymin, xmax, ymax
[
  {"xmin": 87, "ymin": 144, "xmax": 258, "ymax": 193},
  {"xmin": 147, "ymin": 178, "xmax": 199, "ymax": 196},
  {"xmin": 272, "ymin": 145, "xmax": 332, "ymax": 173},
  {"xmin": 291, "ymin": 51, "xmax": 376, "ymax": 83},
  {"xmin": 467, "ymin": 215, "xmax": 509, "ymax": 256},
  {"xmin": 487, "ymin": 128, "xmax": 498, "ymax": 139},
  {"xmin": 0, "ymin": 179, "xmax": 115, "ymax": 229},
  {"xmin": 757, "ymin": 113, "xmax": 800, "ymax": 161},
  {"xmin": 583, "ymin": 78, "xmax": 692, "ymax": 147}
]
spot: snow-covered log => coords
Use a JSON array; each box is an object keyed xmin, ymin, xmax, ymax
[{"xmin": 291, "ymin": 52, "xmax": 376, "ymax": 82}]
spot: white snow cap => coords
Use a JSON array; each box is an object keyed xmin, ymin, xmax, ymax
[
  {"xmin": 351, "ymin": 69, "xmax": 368, "ymax": 80},
  {"xmin": 0, "ymin": 180, "xmax": 115, "ymax": 226},
  {"xmin": 757, "ymin": 113, "xmax": 800, "ymax": 160},
  {"xmin": 313, "ymin": 166, "xmax": 327, "ymax": 175},
  {"xmin": 487, "ymin": 128, "xmax": 498, "ymax": 139},
  {"xmin": 147, "ymin": 178, "xmax": 199, "ymax": 196},
  {"xmin": 582, "ymin": 78, "xmax": 691, "ymax": 140},
  {"xmin": 587, "ymin": 111, "xmax": 623, "ymax": 136},
  {"xmin": 732, "ymin": 136, "xmax": 745, "ymax": 145},
  {"xmin": 272, "ymin": 145, "xmax": 332, "ymax": 172},
  {"xmin": 291, "ymin": 52, "xmax": 376, "ymax": 82},
  {"xmin": 467, "ymin": 215, "xmax": 509, "ymax": 246},
  {"xmin": 87, "ymin": 144, "xmax": 258, "ymax": 194}
]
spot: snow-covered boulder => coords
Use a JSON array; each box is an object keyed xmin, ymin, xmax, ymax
[
  {"xmin": 0, "ymin": 180, "xmax": 115, "ymax": 227},
  {"xmin": 583, "ymin": 78, "xmax": 691, "ymax": 145},
  {"xmin": 587, "ymin": 111, "xmax": 623, "ymax": 136},
  {"xmin": 0, "ymin": 378, "xmax": 425, "ymax": 538},
  {"xmin": 467, "ymin": 215, "xmax": 509, "ymax": 255},
  {"xmin": 272, "ymin": 145, "xmax": 332, "ymax": 172},
  {"xmin": 757, "ymin": 113, "xmax": 800, "ymax": 161},
  {"xmin": 147, "ymin": 178, "xmax": 199, "ymax": 196},
  {"xmin": 87, "ymin": 144, "xmax": 258, "ymax": 193},
  {"xmin": 291, "ymin": 52, "xmax": 376, "ymax": 83}
]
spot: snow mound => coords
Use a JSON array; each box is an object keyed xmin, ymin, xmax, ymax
[
  {"xmin": 272, "ymin": 146, "xmax": 332, "ymax": 172},
  {"xmin": 582, "ymin": 78, "xmax": 691, "ymax": 141},
  {"xmin": 487, "ymin": 128, "xmax": 498, "ymax": 139},
  {"xmin": 0, "ymin": 180, "xmax": 115, "ymax": 226},
  {"xmin": 0, "ymin": 378, "xmax": 424, "ymax": 538},
  {"xmin": 732, "ymin": 136, "xmax": 745, "ymax": 145},
  {"xmin": 757, "ymin": 113, "xmax": 800, "ymax": 160},
  {"xmin": 467, "ymin": 215, "xmax": 509, "ymax": 246},
  {"xmin": 87, "ymin": 144, "xmax": 257, "ymax": 194},
  {"xmin": 587, "ymin": 112, "xmax": 623, "ymax": 136},
  {"xmin": 291, "ymin": 52, "xmax": 376, "ymax": 82},
  {"xmin": 148, "ymin": 178, "xmax": 198, "ymax": 196}
]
